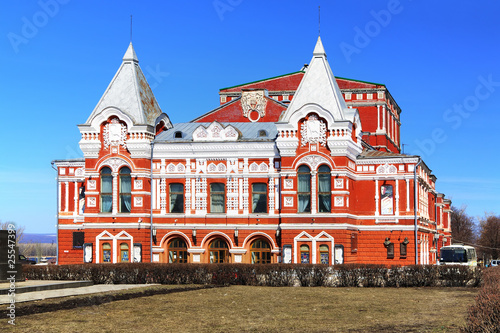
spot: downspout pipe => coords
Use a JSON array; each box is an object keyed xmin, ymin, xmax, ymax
[
  {"xmin": 51, "ymin": 161, "xmax": 59, "ymax": 265},
  {"xmin": 414, "ymin": 158, "xmax": 422, "ymax": 265},
  {"xmin": 150, "ymin": 140, "xmax": 154, "ymax": 263}
]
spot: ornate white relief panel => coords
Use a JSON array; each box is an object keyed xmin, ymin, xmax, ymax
[
  {"xmin": 301, "ymin": 114, "xmax": 326, "ymax": 147},
  {"xmin": 195, "ymin": 177, "xmax": 207, "ymax": 212},
  {"xmin": 75, "ymin": 168, "xmax": 85, "ymax": 177},
  {"xmin": 296, "ymin": 155, "xmax": 331, "ymax": 171},
  {"xmin": 241, "ymin": 90, "xmax": 267, "ymax": 122},
  {"xmin": 134, "ymin": 197, "xmax": 143, "ymax": 207},
  {"xmin": 103, "ymin": 119, "xmax": 127, "ymax": 149},
  {"xmin": 227, "ymin": 178, "xmax": 239, "ymax": 212},
  {"xmin": 87, "ymin": 197, "xmax": 96, "ymax": 207},
  {"xmin": 334, "ymin": 196, "xmax": 344, "ymax": 207},
  {"xmin": 376, "ymin": 163, "xmax": 398, "ymax": 174},
  {"xmin": 196, "ymin": 159, "xmax": 206, "ymax": 174},
  {"xmin": 134, "ymin": 179, "xmax": 143, "ymax": 190},
  {"xmin": 207, "ymin": 163, "xmax": 226, "ymax": 173},
  {"xmin": 268, "ymin": 178, "xmax": 275, "ymax": 212},
  {"xmin": 284, "ymin": 196, "xmax": 294, "ymax": 207},
  {"xmin": 284, "ymin": 179, "xmax": 293, "ymax": 189},
  {"xmin": 192, "ymin": 122, "xmax": 239, "ymax": 141},
  {"xmin": 103, "ymin": 158, "xmax": 130, "ymax": 172},
  {"xmin": 88, "ymin": 180, "xmax": 96, "ymax": 190},
  {"xmin": 334, "ymin": 179, "xmax": 344, "ymax": 189},
  {"xmin": 227, "ymin": 158, "xmax": 238, "ymax": 174}
]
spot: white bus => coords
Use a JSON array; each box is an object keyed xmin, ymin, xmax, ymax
[{"xmin": 438, "ymin": 245, "xmax": 477, "ymax": 267}]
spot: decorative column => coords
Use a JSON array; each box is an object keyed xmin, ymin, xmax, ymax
[
  {"xmin": 311, "ymin": 171, "xmax": 317, "ymax": 214},
  {"xmin": 160, "ymin": 178, "xmax": 166, "ymax": 215},
  {"xmin": 64, "ymin": 182, "xmax": 69, "ymax": 212},
  {"xmin": 375, "ymin": 179, "xmax": 379, "ymax": 216},
  {"xmin": 395, "ymin": 179, "xmax": 400, "ymax": 215},
  {"xmin": 73, "ymin": 181, "xmax": 78, "ymax": 215},
  {"xmin": 58, "ymin": 181, "xmax": 62, "ymax": 212},
  {"xmin": 112, "ymin": 173, "xmax": 118, "ymax": 214},
  {"xmin": 406, "ymin": 179, "xmax": 410, "ymax": 212},
  {"xmin": 377, "ymin": 105, "xmax": 381, "ymax": 130}
]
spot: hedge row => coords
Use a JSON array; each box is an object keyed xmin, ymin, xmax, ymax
[
  {"xmin": 462, "ymin": 267, "xmax": 500, "ymax": 332},
  {"xmin": 24, "ymin": 263, "xmax": 482, "ymax": 287}
]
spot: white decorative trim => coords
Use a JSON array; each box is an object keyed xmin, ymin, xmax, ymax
[
  {"xmin": 284, "ymin": 179, "xmax": 293, "ymax": 189},
  {"xmin": 334, "ymin": 179, "xmax": 344, "ymax": 189},
  {"xmin": 301, "ymin": 114, "xmax": 326, "ymax": 147},
  {"xmin": 296, "ymin": 154, "xmax": 331, "ymax": 170},
  {"xmin": 377, "ymin": 163, "xmax": 398, "ymax": 174},
  {"xmin": 88, "ymin": 179, "xmax": 96, "ymax": 190},
  {"xmin": 134, "ymin": 197, "xmax": 143, "ymax": 207},
  {"xmin": 241, "ymin": 90, "xmax": 267, "ymax": 122},
  {"xmin": 334, "ymin": 196, "xmax": 344, "ymax": 207},
  {"xmin": 284, "ymin": 196, "xmax": 293, "ymax": 207},
  {"xmin": 134, "ymin": 179, "xmax": 143, "ymax": 190},
  {"xmin": 103, "ymin": 119, "xmax": 127, "ymax": 149},
  {"xmin": 87, "ymin": 197, "xmax": 96, "ymax": 207},
  {"xmin": 193, "ymin": 122, "xmax": 239, "ymax": 141}
]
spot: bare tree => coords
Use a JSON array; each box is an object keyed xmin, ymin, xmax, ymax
[
  {"xmin": 0, "ymin": 220, "xmax": 25, "ymax": 244},
  {"xmin": 478, "ymin": 215, "xmax": 500, "ymax": 261},
  {"xmin": 450, "ymin": 205, "xmax": 477, "ymax": 245}
]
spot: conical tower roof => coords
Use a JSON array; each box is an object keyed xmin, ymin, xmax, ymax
[
  {"xmin": 279, "ymin": 36, "xmax": 354, "ymax": 122},
  {"xmin": 85, "ymin": 43, "xmax": 163, "ymax": 126}
]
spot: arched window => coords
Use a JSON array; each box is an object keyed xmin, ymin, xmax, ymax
[
  {"xmin": 318, "ymin": 165, "xmax": 331, "ymax": 213},
  {"xmin": 119, "ymin": 167, "xmax": 131, "ymax": 213},
  {"xmin": 209, "ymin": 238, "xmax": 229, "ymax": 263},
  {"xmin": 168, "ymin": 238, "xmax": 188, "ymax": 263},
  {"xmin": 300, "ymin": 244, "xmax": 310, "ymax": 263},
  {"xmin": 319, "ymin": 245, "xmax": 329, "ymax": 265},
  {"xmin": 252, "ymin": 183, "xmax": 267, "ymax": 213},
  {"xmin": 298, "ymin": 165, "xmax": 311, "ymax": 213},
  {"xmin": 100, "ymin": 167, "xmax": 112, "ymax": 213},
  {"xmin": 169, "ymin": 183, "xmax": 184, "ymax": 213},
  {"xmin": 102, "ymin": 242, "xmax": 111, "ymax": 263},
  {"xmin": 120, "ymin": 242, "xmax": 129, "ymax": 262},
  {"xmin": 210, "ymin": 183, "xmax": 225, "ymax": 213},
  {"xmin": 250, "ymin": 239, "xmax": 271, "ymax": 264}
]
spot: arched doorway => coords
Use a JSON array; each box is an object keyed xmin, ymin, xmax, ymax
[
  {"xmin": 250, "ymin": 239, "xmax": 271, "ymax": 264},
  {"xmin": 209, "ymin": 238, "xmax": 229, "ymax": 263},
  {"xmin": 167, "ymin": 238, "xmax": 188, "ymax": 263}
]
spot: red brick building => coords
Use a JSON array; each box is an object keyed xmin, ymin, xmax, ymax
[{"xmin": 53, "ymin": 37, "xmax": 452, "ymax": 266}]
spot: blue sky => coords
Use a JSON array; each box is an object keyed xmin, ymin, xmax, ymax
[{"xmin": 1, "ymin": 0, "xmax": 499, "ymax": 233}]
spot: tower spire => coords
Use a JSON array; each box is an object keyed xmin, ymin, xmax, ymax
[
  {"xmin": 130, "ymin": 15, "xmax": 133, "ymax": 42},
  {"xmin": 318, "ymin": 6, "xmax": 321, "ymax": 36}
]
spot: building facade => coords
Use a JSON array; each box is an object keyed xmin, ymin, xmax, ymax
[{"xmin": 53, "ymin": 37, "xmax": 452, "ymax": 266}]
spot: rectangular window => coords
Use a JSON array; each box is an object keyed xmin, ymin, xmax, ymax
[
  {"xmin": 73, "ymin": 232, "xmax": 84, "ymax": 249},
  {"xmin": 169, "ymin": 183, "xmax": 184, "ymax": 213},
  {"xmin": 252, "ymin": 183, "xmax": 267, "ymax": 213},
  {"xmin": 298, "ymin": 166, "xmax": 311, "ymax": 213},
  {"xmin": 210, "ymin": 183, "xmax": 225, "ymax": 213}
]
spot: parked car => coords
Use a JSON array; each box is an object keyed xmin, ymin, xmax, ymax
[
  {"xmin": 18, "ymin": 254, "xmax": 36, "ymax": 265},
  {"xmin": 490, "ymin": 259, "xmax": 499, "ymax": 267}
]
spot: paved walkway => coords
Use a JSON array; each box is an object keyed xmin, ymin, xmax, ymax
[{"xmin": 0, "ymin": 280, "xmax": 156, "ymax": 304}]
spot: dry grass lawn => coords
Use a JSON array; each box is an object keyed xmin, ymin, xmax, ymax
[{"xmin": 4, "ymin": 286, "xmax": 477, "ymax": 332}]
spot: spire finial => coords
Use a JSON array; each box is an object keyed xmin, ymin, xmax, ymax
[
  {"xmin": 130, "ymin": 15, "xmax": 133, "ymax": 42},
  {"xmin": 318, "ymin": 6, "xmax": 321, "ymax": 36}
]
